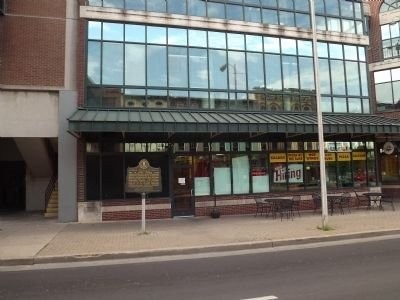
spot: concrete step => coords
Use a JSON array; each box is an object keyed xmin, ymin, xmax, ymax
[{"xmin": 44, "ymin": 212, "xmax": 58, "ymax": 218}]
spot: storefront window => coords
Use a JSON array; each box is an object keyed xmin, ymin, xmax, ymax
[
  {"xmin": 232, "ymin": 155, "xmax": 250, "ymax": 194},
  {"xmin": 367, "ymin": 152, "xmax": 377, "ymax": 186},
  {"xmin": 212, "ymin": 154, "xmax": 232, "ymax": 195},
  {"xmin": 381, "ymin": 154, "xmax": 400, "ymax": 183},
  {"xmin": 337, "ymin": 152, "xmax": 352, "ymax": 187},
  {"xmin": 250, "ymin": 154, "xmax": 269, "ymax": 193},
  {"xmin": 194, "ymin": 155, "xmax": 210, "ymax": 196}
]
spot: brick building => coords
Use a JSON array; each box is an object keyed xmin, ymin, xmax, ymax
[{"xmin": 1, "ymin": 0, "xmax": 400, "ymax": 222}]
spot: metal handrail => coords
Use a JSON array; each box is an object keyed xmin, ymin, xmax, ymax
[{"xmin": 45, "ymin": 175, "xmax": 58, "ymax": 209}]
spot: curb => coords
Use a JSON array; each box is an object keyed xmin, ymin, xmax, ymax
[{"xmin": 2, "ymin": 229, "xmax": 400, "ymax": 267}]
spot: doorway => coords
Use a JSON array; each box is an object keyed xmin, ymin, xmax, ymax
[
  {"xmin": 172, "ymin": 164, "xmax": 194, "ymax": 217},
  {"xmin": 0, "ymin": 162, "xmax": 26, "ymax": 211}
]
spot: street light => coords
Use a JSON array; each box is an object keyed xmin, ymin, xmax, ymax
[
  {"xmin": 310, "ymin": 0, "xmax": 329, "ymax": 228},
  {"xmin": 219, "ymin": 63, "xmax": 238, "ymax": 94}
]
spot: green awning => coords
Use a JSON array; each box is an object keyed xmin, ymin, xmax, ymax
[{"xmin": 68, "ymin": 108, "xmax": 400, "ymax": 135}]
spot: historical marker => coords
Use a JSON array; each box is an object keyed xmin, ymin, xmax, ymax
[{"xmin": 125, "ymin": 159, "xmax": 162, "ymax": 193}]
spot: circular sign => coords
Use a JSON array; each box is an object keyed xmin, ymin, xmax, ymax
[{"xmin": 382, "ymin": 141, "xmax": 395, "ymax": 155}]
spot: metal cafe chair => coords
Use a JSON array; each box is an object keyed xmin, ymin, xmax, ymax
[
  {"xmin": 380, "ymin": 195, "xmax": 396, "ymax": 211},
  {"xmin": 340, "ymin": 192, "xmax": 352, "ymax": 214},
  {"xmin": 354, "ymin": 191, "xmax": 369, "ymax": 209},
  {"xmin": 254, "ymin": 196, "xmax": 273, "ymax": 217},
  {"xmin": 312, "ymin": 192, "xmax": 321, "ymax": 213},
  {"xmin": 277, "ymin": 198, "xmax": 294, "ymax": 221},
  {"xmin": 292, "ymin": 195, "xmax": 301, "ymax": 217}
]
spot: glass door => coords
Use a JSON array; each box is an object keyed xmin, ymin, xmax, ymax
[{"xmin": 172, "ymin": 165, "xmax": 194, "ymax": 216}]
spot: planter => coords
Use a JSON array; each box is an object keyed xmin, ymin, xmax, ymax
[{"xmin": 210, "ymin": 207, "xmax": 220, "ymax": 218}]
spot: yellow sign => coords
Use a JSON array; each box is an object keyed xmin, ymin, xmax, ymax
[
  {"xmin": 325, "ymin": 152, "xmax": 336, "ymax": 162},
  {"xmin": 305, "ymin": 152, "xmax": 319, "ymax": 162},
  {"xmin": 352, "ymin": 151, "xmax": 366, "ymax": 161},
  {"xmin": 287, "ymin": 153, "xmax": 304, "ymax": 162},
  {"xmin": 337, "ymin": 152, "xmax": 351, "ymax": 161},
  {"xmin": 269, "ymin": 153, "xmax": 286, "ymax": 163}
]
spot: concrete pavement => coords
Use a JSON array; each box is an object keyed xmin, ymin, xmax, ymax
[{"xmin": 1, "ymin": 205, "xmax": 400, "ymax": 266}]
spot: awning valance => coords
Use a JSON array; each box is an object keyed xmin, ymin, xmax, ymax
[{"xmin": 68, "ymin": 109, "xmax": 400, "ymax": 135}]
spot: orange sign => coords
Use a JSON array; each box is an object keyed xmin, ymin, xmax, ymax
[
  {"xmin": 337, "ymin": 152, "xmax": 351, "ymax": 161},
  {"xmin": 325, "ymin": 152, "xmax": 336, "ymax": 162},
  {"xmin": 287, "ymin": 153, "xmax": 304, "ymax": 162},
  {"xmin": 352, "ymin": 152, "xmax": 366, "ymax": 161},
  {"xmin": 305, "ymin": 152, "xmax": 319, "ymax": 162},
  {"xmin": 269, "ymin": 153, "xmax": 286, "ymax": 163}
]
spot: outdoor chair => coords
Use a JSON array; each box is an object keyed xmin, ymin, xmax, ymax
[
  {"xmin": 292, "ymin": 195, "xmax": 301, "ymax": 217},
  {"xmin": 340, "ymin": 192, "xmax": 352, "ymax": 214},
  {"xmin": 277, "ymin": 198, "xmax": 294, "ymax": 221},
  {"xmin": 312, "ymin": 193, "xmax": 321, "ymax": 213},
  {"xmin": 380, "ymin": 195, "xmax": 396, "ymax": 211},
  {"xmin": 354, "ymin": 191, "xmax": 369, "ymax": 209},
  {"xmin": 254, "ymin": 196, "xmax": 272, "ymax": 217}
]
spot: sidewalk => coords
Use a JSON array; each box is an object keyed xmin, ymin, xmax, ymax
[{"xmin": 1, "ymin": 206, "xmax": 400, "ymax": 266}]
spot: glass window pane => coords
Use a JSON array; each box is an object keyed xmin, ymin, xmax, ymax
[
  {"xmin": 244, "ymin": 6, "xmax": 261, "ymax": 23},
  {"xmin": 390, "ymin": 23, "xmax": 400, "ymax": 38},
  {"xmin": 190, "ymin": 91, "xmax": 209, "ymax": 109},
  {"xmin": 264, "ymin": 37, "xmax": 280, "ymax": 53},
  {"xmin": 317, "ymin": 42, "xmax": 328, "ymax": 58},
  {"xmin": 348, "ymin": 98, "xmax": 362, "ymax": 113},
  {"xmin": 125, "ymin": 24, "xmax": 145, "ymax": 42},
  {"xmin": 346, "ymin": 61, "xmax": 360, "ymax": 96},
  {"xmin": 188, "ymin": 0, "xmax": 206, "ymax": 17},
  {"xmin": 284, "ymin": 95, "xmax": 300, "ymax": 112},
  {"xmin": 319, "ymin": 58, "xmax": 331, "ymax": 94},
  {"xmin": 189, "ymin": 48, "xmax": 208, "ymax": 88},
  {"xmin": 209, "ymin": 50, "xmax": 228, "ymax": 89},
  {"xmin": 250, "ymin": 154, "xmax": 269, "ymax": 193},
  {"xmin": 282, "ymin": 55, "xmax": 299, "ymax": 90},
  {"xmin": 232, "ymin": 155, "xmax": 250, "ymax": 194},
  {"xmin": 281, "ymin": 38, "xmax": 297, "ymax": 55},
  {"xmin": 228, "ymin": 51, "xmax": 247, "ymax": 90},
  {"xmin": 316, "ymin": 16, "xmax": 326, "ymax": 31},
  {"xmin": 261, "ymin": 0, "xmax": 277, "ymax": 7},
  {"xmin": 354, "ymin": 2, "xmax": 362, "ymax": 19},
  {"xmin": 247, "ymin": 52, "xmax": 265, "ymax": 91},
  {"xmin": 88, "ymin": 21, "xmax": 101, "ymax": 40},
  {"xmin": 188, "ymin": 29, "xmax": 207, "ymax": 47},
  {"xmin": 207, "ymin": 2, "xmax": 225, "ymax": 19},
  {"xmin": 358, "ymin": 47, "xmax": 366, "ymax": 61},
  {"xmin": 321, "ymin": 96, "xmax": 332, "ymax": 112},
  {"xmin": 315, "ymin": 0, "xmax": 324, "ymax": 14},
  {"xmin": 330, "ymin": 60, "xmax": 345, "ymax": 95},
  {"xmin": 168, "ymin": 28, "xmax": 187, "ymax": 46},
  {"xmin": 266, "ymin": 94, "xmax": 283, "ymax": 111},
  {"xmin": 342, "ymin": 19, "xmax": 356, "ymax": 34},
  {"xmin": 298, "ymin": 40, "xmax": 312, "ymax": 56},
  {"xmin": 103, "ymin": 23, "xmax": 123, "ymax": 41},
  {"xmin": 102, "ymin": 155, "xmax": 123, "ymax": 199},
  {"xmin": 279, "ymin": 0, "xmax": 294, "ymax": 10},
  {"xmin": 375, "ymin": 82, "xmax": 393, "ymax": 104},
  {"xmin": 374, "ymin": 70, "xmax": 391, "ymax": 83},
  {"xmin": 125, "ymin": 44, "xmax": 145, "ymax": 86},
  {"xmin": 246, "ymin": 35, "xmax": 263, "ymax": 52},
  {"xmin": 194, "ymin": 156, "xmax": 210, "ymax": 196},
  {"xmin": 102, "ymin": 42, "xmax": 123, "ymax": 85},
  {"xmin": 299, "ymin": 57, "xmax": 315, "ymax": 91},
  {"xmin": 87, "ymin": 87, "xmax": 102, "ymax": 106},
  {"xmin": 88, "ymin": 0, "xmax": 102, "ymax": 6},
  {"xmin": 392, "ymin": 68, "xmax": 400, "ymax": 81},
  {"xmin": 381, "ymin": 25, "xmax": 391, "ymax": 40},
  {"xmin": 333, "ymin": 97, "xmax": 347, "ymax": 113},
  {"xmin": 327, "ymin": 18, "xmax": 341, "ymax": 32},
  {"xmin": 169, "ymin": 90, "xmax": 188, "ymax": 108},
  {"xmin": 168, "ymin": 0, "xmax": 187, "ymax": 14},
  {"xmin": 147, "ymin": 26, "xmax": 167, "ymax": 44},
  {"xmin": 393, "ymin": 81, "xmax": 400, "ymax": 106},
  {"xmin": 124, "ymin": 89, "xmax": 146, "ymax": 108},
  {"xmin": 213, "ymin": 154, "xmax": 231, "ymax": 195},
  {"xmin": 169, "ymin": 47, "xmax": 188, "ymax": 88},
  {"xmin": 360, "ymin": 63, "xmax": 369, "ymax": 97},
  {"xmin": 329, "ymin": 43, "xmax": 343, "ymax": 59},
  {"xmin": 208, "ymin": 31, "xmax": 226, "ymax": 49},
  {"xmin": 262, "ymin": 9, "xmax": 278, "ymax": 25},
  {"xmin": 102, "ymin": 87, "xmax": 123, "ymax": 107},
  {"xmin": 103, "ymin": 0, "xmax": 123, "ymax": 8},
  {"xmin": 296, "ymin": 0, "xmax": 309, "ymax": 11},
  {"xmin": 147, "ymin": 0, "xmax": 166, "ymax": 12},
  {"xmin": 227, "ymin": 33, "xmax": 245, "ymax": 50},
  {"xmin": 340, "ymin": 0, "xmax": 353, "ymax": 18},
  {"xmin": 279, "ymin": 11, "xmax": 295, "ymax": 27},
  {"xmin": 362, "ymin": 98, "xmax": 370, "ymax": 113},
  {"xmin": 301, "ymin": 95, "xmax": 316, "ymax": 111},
  {"xmin": 87, "ymin": 41, "xmax": 101, "ymax": 84},
  {"xmin": 226, "ymin": 4, "xmax": 243, "ymax": 21},
  {"xmin": 125, "ymin": 0, "xmax": 145, "ymax": 10},
  {"xmin": 356, "ymin": 21, "xmax": 363, "ymax": 35},
  {"xmin": 210, "ymin": 91, "xmax": 229, "ymax": 110},
  {"xmin": 147, "ymin": 45, "xmax": 167, "ymax": 86},
  {"xmin": 265, "ymin": 54, "xmax": 282, "ymax": 91},
  {"xmin": 296, "ymin": 13, "xmax": 310, "ymax": 29},
  {"xmin": 249, "ymin": 93, "xmax": 266, "ymax": 111},
  {"xmin": 325, "ymin": 0, "xmax": 339, "ymax": 15}
]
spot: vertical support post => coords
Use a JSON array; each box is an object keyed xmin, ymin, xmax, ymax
[
  {"xmin": 141, "ymin": 192, "xmax": 146, "ymax": 233},
  {"xmin": 310, "ymin": 0, "xmax": 329, "ymax": 228}
]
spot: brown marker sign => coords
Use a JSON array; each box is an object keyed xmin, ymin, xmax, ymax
[{"xmin": 125, "ymin": 159, "xmax": 161, "ymax": 193}]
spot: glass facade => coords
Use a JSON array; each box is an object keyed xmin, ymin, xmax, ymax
[
  {"xmin": 86, "ymin": 141, "xmax": 376, "ymax": 200},
  {"xmin": 374, "ymin": 67, "xmax": 400, "ymax": 111},
  {"xmin": 86, "ymin": 0, "xmax": 364, "ymax": 34},
  {"xmin": 86, "ymin": 21, "xmax": 369, "ymax": 113},
  {"xmin": 380, "ymin": 0, "xmax": 400, "ymax": 13}
]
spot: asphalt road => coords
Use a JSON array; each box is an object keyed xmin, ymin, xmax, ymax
[{"xmin": 1, "ymin": 237, "xmax": 400, "ymax": 300}]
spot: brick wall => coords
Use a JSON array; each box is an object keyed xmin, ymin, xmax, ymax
[
  {"xmin": 0, "ymin": 0, "xmax": 66, "ymax": 86},
  {"xmin": 368, "ymin": 0, "xmax": 384, "ymax": 64}
]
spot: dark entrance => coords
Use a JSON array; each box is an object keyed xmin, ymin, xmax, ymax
[
  {"xmin": 0, "ymin": 161, "xmax": 26, "ymax": 211},
  {"xmin": 172, "ymin": 162, "xmax": 194, "ymax": 217}
]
